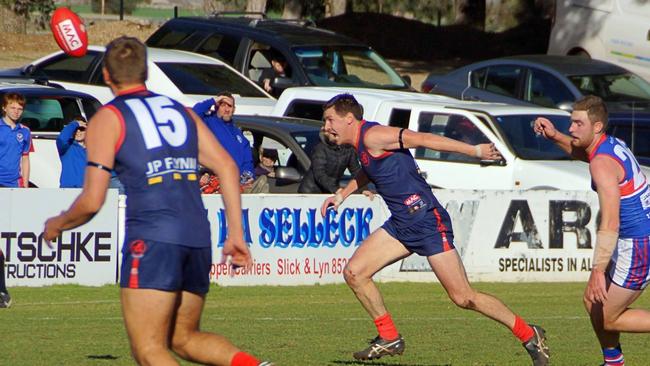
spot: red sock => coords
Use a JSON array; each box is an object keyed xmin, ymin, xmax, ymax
[
  {"xmin": 512, "ymin": 315, "xmax": 534, "ymax": 342},
  {"xmin": 374, "ymin": 313, "xmax": 399, "ymax": 340},
  {"xmin": 230, "ymin": 351, "xmax": 260, "ymax": 366}
]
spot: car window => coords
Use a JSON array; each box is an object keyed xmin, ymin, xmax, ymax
[
  {"xmin": 284, "ymin": 100, "xmax": 324, "ymax": 121},
  {"xmin": 33, "ymin": 53, "xmax": 99, "ymax": 83},
  {"xmin": 155, "ymin": 62, "xmax": 266, "ymax": 97},
  {"xmin": 415, "ymin": 112, "xmax": 489, "ymax": 163},
  {"xmin": 294, "ymin": 46, "xmax": 407, "ymax": 89},
  {"xmin": 147, "ymin": 28, "xmax": 194, "ymax": 49},
  {"xmin": 483, "ymin": 65, "xmax": 523, "ymax": 97},
  {"xmin": 494, "ymin": 114, "xmax": 572, "ymax": 160},
  {"xmin": 197, "ymin": 33, "xmax": 241, "ymax": 65},
  {"xmin": 19, "ymin": 96, "xmax": 96, "ymax": 132},
  {"xmin": 388, "ymin": 108, "xmax": 411, "ymax": 128},
  {"xmin": 470, "ymin": 67, "xmax": 488, "ymax": 88},
  {"xmin": 568, "ymin": 73, "xmax": 650, "ymax": 103},
  {"xmin": 525, "ymin": 69, "xmax": 574, "ymax": 107}
]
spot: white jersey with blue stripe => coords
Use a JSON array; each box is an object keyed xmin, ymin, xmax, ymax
[{"xmin": 590, "ymin": 135, "xmax": 650, "ymax": 238}]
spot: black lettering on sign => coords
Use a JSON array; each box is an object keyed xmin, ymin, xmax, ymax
[
  {"xmin": 494, "ymin": 200, "xmax": 543, "ymax": 249},
  {"xmin": 549, "ymin": 200, "xmax": 592, "ymax": 249}
]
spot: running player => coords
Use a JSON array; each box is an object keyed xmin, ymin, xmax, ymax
[
  {"xmin": 534, "ymin": 95, "xmax": 650, "ymax": 366},
  {"xmin": 320, "ymin": 94, "xmax": 549, "ymax": 365},
  {"xmin": 43, "ymin": 37, "xmax": 271, "ymax": 366}
]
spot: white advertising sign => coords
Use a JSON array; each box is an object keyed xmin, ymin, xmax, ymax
[
  {"xmin": 1, "ymin": 189, "xmax": 119, "ymax": 286},
  {"xmin": 381, "ymin": 190, "xmax": 600, "ymax": 283},
  {"xmin": 203, "ymin": 194, "xmax": 389, "ymax": 286}
]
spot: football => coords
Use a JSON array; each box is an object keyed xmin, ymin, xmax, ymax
[{"xmin": 50, "ymin": 7, "xmax": 88, "ymax": 57}]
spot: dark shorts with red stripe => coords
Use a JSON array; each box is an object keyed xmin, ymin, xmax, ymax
[
  {"xmin": 119, "ymin": 239, "xmax": 212, "ymax": 294},
  {"xmin": 381, "ymin": 211, "xmax": 455, "ymax": 257}
]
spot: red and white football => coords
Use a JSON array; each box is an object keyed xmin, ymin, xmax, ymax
[{"xmin": 50, "ymin": 7, "xmax": 88, "ymax": 57}]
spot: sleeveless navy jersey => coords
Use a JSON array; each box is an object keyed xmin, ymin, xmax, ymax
[
  {"xmin": 590, "ymin": 134, "xmax": 650, "ymax": 238},
  {"xmin": 106, "ymin": 87, "xmax": 211, "ymax": 247},
  {"xmin": 355, "ymin": 121, "xmax": 451, "ymax": 230}
]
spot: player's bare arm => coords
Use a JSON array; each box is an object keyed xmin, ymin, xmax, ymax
[
  {"xmin": 189, "ymin": 109, "xmax": 252, "ymax": 269},
  {"xmin": 320, "ymin": 169, "xmax": 370, "ymax": 217},
  {"xmin": 364, "ymin": 125, "xmax": 500, "ymax": 160},
  {"xmin": 43, "ymin": 107, "xmax": 119, "ymax": 242},
  {"xmin": 534, "ymin": 117, "xmax": 589, "ymax": 161},
  {"xmin": 585, "ymin": 155, "xmax": 622, "ymax": 304}
]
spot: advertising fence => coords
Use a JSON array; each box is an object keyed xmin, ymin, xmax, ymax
[{"xmin": 1, "ymin": 189, "xmax": 600, "ymax": 287}]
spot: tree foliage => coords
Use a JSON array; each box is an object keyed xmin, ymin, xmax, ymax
[{"xmin": 1, "ymin": 0, "xmax": 55, "ymax": 29}]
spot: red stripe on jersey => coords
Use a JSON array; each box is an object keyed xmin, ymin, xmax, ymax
[
  {"xmin": 128, "ymin": 240, "xmax": 146, "ymax": 289},
  {"xmin": 588, "ymin": 134, "xmax": 607, "ymax": 161},
  {"xmin": 353, "ymin": 120, "xmax": 366, "ymax": 150},
  {"xmin": 103, "ymin": 105, "xmax": 126, "ymax": 153},
  {"xmin": 116, "ymin": 85, "xmax": 147, "ymax": 96},
  {"xmin": 433, "ymin": 208, "xmax": 451, "ymax": 251}
]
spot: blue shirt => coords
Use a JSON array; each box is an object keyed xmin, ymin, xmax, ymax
[
  {"xmin": 56, "ymin": 121, "xmax": 87, "ymax": 188},
  {"xmin": 0, "ymin": 118, "xmax": 31, "ymax": 187},
  {"xmin": 193, "ymin": 99, "xmax": 255, "ymax": 178},
  {"xmin": 108, "ymin": 87, "xmax": 211, "ymax": 247}
]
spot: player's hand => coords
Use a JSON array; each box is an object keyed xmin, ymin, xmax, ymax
[
  {"xmin": 476, "ymin": 143, "xmax": 501, "ymax": 160},
  {"xmin": 585, "ymin": 268, "xmax": 608, "ymax": 304},
  {"xmin": 320, "ymin": 193, "xmax": 343, "ymax": 217},
  {"xmin": 43, "ymin": 213, "xmax": 65, "ymax": 248},
  {"xmin": 221, "ymin": 236, "xmax": 253, "ymax": 272},
  {"xmin": 533, "ymin": 117, "xmax": 558, "ymax": 140}
]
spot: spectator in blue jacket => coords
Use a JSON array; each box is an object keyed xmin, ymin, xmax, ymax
[
  {"xmin": 56, "ymin": 116, "xmax": 87, "ymax": 188},
  {"xmin": 193, "ymin": 92, "xmax": 268, "ymax": 193}
]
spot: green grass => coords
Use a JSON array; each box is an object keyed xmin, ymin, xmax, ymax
[{"xmin": 1, "ymin": 282, "xmax": 649, "ymax": 365}]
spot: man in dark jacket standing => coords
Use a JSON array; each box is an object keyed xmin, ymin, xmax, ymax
[{"xmin": 299, "ymin": 129, "xmax": 361, "ymax": 193}]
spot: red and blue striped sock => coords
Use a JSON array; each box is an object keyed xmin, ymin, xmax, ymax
[{"xmin": 603, "ymin": 344, "xmax": 624, "ymax": 366}]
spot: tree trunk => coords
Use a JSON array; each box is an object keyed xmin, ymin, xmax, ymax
[
  {"xmin": 282, "ymin": 0, "xmax": 302, "ymax": 19},
  {"xmin": 246, "ymin": 0, "xmax": 267, "ymax": 14},
  {"xmin": 455, "ymin": 0, "xmax": 485, "ymax": 31},
  {"xmin": 326, "ymin": 0, "xmax": 347, "ymax": 17}
]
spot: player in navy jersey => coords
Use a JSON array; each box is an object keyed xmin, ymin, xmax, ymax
[
  {"xmin": 43, "ymin": 37, "xmax": 271, "ymax": 366},
  {"xmin": 535, "ymin": 95, "xmax": 650, "ymax": 366},
  {"xmin": 320, "ymin": 94, "xmax": 549, "ymax": 365}
]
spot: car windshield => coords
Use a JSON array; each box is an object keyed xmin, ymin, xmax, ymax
[
  {"xmin": 494, "ymin": 114, "xmax": 572, "ymax": 160},
  {"xmin": 568, "ymin": 72, "xmax": 650, "ymax": 106},
  {"xmin": 293, "ymin": 46, "xmax": 407, "ymax": 89},
  {"xmin": 290, "ymin": 129, "xmax": 321, "ymax": 158},
  {"xmin": 155, "ymin": 62, "xmax": 267, "ymax": 97}
]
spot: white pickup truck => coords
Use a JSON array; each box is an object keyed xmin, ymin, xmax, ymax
[{"xmin": 271, "ymin": 86, "xmax": 650, "ymax": 190}]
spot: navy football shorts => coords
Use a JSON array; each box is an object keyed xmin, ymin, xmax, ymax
[
  {"xmin": 120, "ymin": 239, "xmax": 212, "ymax": 294},
  {"xmin": 382, "ymin": 209, "xmax": 455, "ymax": 257}
]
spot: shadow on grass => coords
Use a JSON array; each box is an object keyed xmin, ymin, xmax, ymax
[
  {"xmin": 87, "ymin": 355, "xmax": 119, "ymax": 360},
  {"xmin": 331, "ymin": 361, "xmax": 450, "ymax": 366}
]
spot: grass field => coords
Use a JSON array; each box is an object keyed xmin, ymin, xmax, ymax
[{"xmin": 1, "ymin": 282, "xmax": 649, "ymax": 365}]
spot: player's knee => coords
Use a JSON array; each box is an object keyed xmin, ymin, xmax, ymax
[
  {"xmin": 170, "ymin": 331, "xmax": 192, "ymax": 358},
  {"xmin": 132, "ymin": 343, "xmax": 168, "ymax": 366},
  {"xmin": 449, "ymin": 289, "xmax": 477, "ymax": 310},
  {"xmin": 343, "ymin": 263, "xmax": 365, "ymax": 287}
]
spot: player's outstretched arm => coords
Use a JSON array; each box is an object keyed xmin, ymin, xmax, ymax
[
  {"xmin": 585, "ymin": 156, "xmax": 622, "ymax": 303},
  {"xmin": 189, "ymin": 109, "xmax": 252, "ymax": 269},
  {"xmin": 533, "ymin": 117, "xmax": 588, "ymax": 161},
  {"xmin": 43, "ymin": 107, "xmax": 117, "ymax": 243},
  {"xmin": 365, "ymin": 125, "xmax": 501, "ymax": 160}
]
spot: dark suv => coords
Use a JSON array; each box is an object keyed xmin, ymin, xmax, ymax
[{"xmin": 146, "ymin": 15, "xmax": 412, "ymax": 93}]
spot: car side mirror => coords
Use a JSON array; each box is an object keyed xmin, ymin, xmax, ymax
[
  {"xmin": 556, "ymin": 101, "xmax": 573, "ymax": 112},
  {"xmin": 401, "ymin": 74, "xmax": 412, "ymax": 86},
  {"xmin": 273, "ymin": 76, "xmax": 295, "ymax": 90},
  {"xmin": 22, "ymin": 64, "xmax": 35, "ymax": 76},
  {"xmin": 275, "ymin": 166, "xmax": 302, "ymax": 183}
]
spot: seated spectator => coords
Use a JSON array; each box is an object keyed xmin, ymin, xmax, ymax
[
  {"xmin": 298, "ymin": 128, "xmax": 361, "ymax": 194},
  {"xmin": 56, "ymin": 116, "xmax": 87, "ymax": 188},
  {"xmin": 255, "ymin": 147, "xmax": 278, "ymax": 178},
  {"xmin": 260, "ymin": 50, "xmax": 290, "ymax": 98}
]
